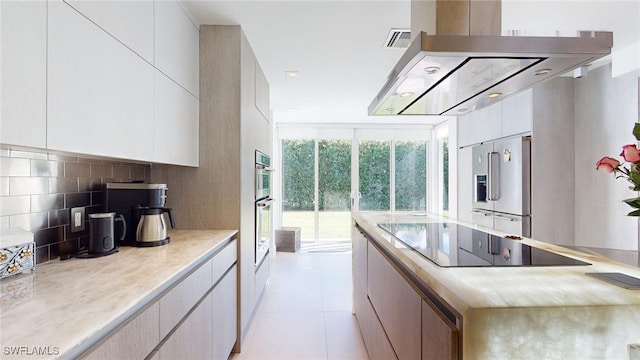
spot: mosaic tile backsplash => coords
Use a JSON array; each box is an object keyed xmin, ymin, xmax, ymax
[{"xmin": 0, "ymin": 147, "xmax": 151, "ymax": 264}]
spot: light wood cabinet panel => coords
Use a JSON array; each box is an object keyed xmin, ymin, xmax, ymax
[
  {"xmin": 255, "ymin": 62, "xmax": 270, "ymax": 121},
  {"xmin": 502, "ymin": 89, "xmax": 533, "ymax": 137},
  {"xmin": 153, "ymin": 71, "xmax": 199, "ymax": 166},
  {"xmin": 212, "ymin": 264, "xmax": 238, "ymax": 360},
  {"xmin": 361, "ymin": 295, "xmax": 397, "ymax": 360},
  {"xmin": 154, "ymin": 0, "xmax": 199, "ymax": 97},
  {"xmin": 0, "ymin": 0, "xmax": 46, "ymax": 148},
  {"xmin": 64, "ymin": 0, "xmax": 154, "ymax": 62},
  {"xmin": 159, "ymin": 291, "xmax": 214, "ymax": 360},
  {"xmin": 422, "ymin": 299, "xmax": 459, "ymax": 360},
  {"xmin": 367, "ymin": 242, "xmax": 421, "ymax": 360},
  {"xmin": 152, "ymin": 26, "xmax": 271, "ymax": 350},
  {"xmin": 159, "ymin": 258, "xmax": 213, "ymax": 338},
  {"xmin": 47, "ymin": 1, "xmax": 154, "ymax": 161},
  {"xmin": 83, "ymin": 302, "xmax": 159, "ymax": 360}
]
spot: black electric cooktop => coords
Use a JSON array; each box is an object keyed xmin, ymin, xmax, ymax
[{"xmin": 377, "ymin": 222, "xmax": 590, "ymax": 267}]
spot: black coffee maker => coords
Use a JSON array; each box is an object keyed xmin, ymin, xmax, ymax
[{"xmin": 105, "ymin": 183, "xmax": 174, "ymax": 247}]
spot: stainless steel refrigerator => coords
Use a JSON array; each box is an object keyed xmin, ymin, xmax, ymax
[{"xmin": 471, "ymin": 136, "xmax": 531, "ymax": 237}]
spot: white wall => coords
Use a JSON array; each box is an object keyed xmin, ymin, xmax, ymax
[
  {"xmin": 502, "ymin": 0, "xmax": 640, "ymax": 77},
  {"xmin": 574, "ymin": 64, "xmax": 640, "ymax": 250}
]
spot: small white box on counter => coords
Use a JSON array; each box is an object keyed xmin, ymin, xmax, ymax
[{"xmin": 0, "ymin": 228, "xmax": 35, "ymax": 279}]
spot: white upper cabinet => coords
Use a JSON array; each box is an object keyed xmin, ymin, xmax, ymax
[
  {"xmin": 154, "ymin": 1, "xmax": 199, "ymax": 97},
  {"xmin": 64, "ymin": 0, "xmax": 154, "ymax": 62},
  {"xmin": 501, "ymin": 89, "xmax": 533, "ymax": 137},
  {"xmin": 154, "ymin": 71, "xmax": 199, "ymax": 166},
  {"xmin": 0, "ymin": 1, "xmax": 47, "ymax": 148},
  {"xmin": 47, "ymin": 2, "xmax": 154, "ymax": 161},
  {"xmin": 457, "ymin": 102, "xmax": 502, "ymax": 147}
]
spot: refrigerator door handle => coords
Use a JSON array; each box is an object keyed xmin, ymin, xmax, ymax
[
  {"xmin": 472, "ymin": 210, "xmax": 491, "ymax": 216},
  {"xmin": 487, "ymin": 151, "xmax": 500, "ymax": 201}
]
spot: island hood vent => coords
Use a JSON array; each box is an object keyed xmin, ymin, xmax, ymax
[{"xmin": 369, "ymin": 5, "xmax": 613, "ymax": 116}]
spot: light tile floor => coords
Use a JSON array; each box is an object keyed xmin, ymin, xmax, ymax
[{"xmin": 232, "ymin": 251, "xmax": 369, "ymax": 360}]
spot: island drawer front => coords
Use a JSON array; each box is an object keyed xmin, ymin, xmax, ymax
[
  {"xmin": 367, "ymin": 241, "xmax": 422, "ymax": 360},
  {"xmin": 82, "ymin": 302, "xmax": 160, "ymax": 360},
  {"xmin": 212, "ymin": 238, "xmax": 237, "ymax": 286},
  {"xmin": 422, "ymin": 299, "xmax": 459, "ymax": 360},
  {"xmin": 159, "ymin": 257, "xmax": 213, "ymax": 338}
]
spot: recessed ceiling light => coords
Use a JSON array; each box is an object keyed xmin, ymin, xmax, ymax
[
  {"xmin": 487, "ymin": 92, "xmax": 502, "ymax": 99},
  {"xmin": 534, "ymin": 68, "xmax": 552, "ymax": 76},
  {"xmin": 457, "ymin": 107, "xmax": 469, "ymax": 113},
  {"xmin": 385, "ymin": 108, "xmax": 395, "ymax": 112},
  {"xmin": 424, "ymin": 66, "xmax": 441, "ymax": 75},
  {"xmin": 399, "ymin": 92, "xmax": 414, "ymax": 98},
  {"xmin": 285, "ymin": 71, "xmax": 299, "ymax": 78}
]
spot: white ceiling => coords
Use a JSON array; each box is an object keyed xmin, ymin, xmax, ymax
[
  {"xmin": 183, "ymin": 0, "xmax": 447, "ymax": 126},
  {"xmin": 182, "ymin": 1, "xmax": 639, "ymax": 127}
]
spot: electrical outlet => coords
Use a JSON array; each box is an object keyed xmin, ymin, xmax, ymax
[{"xmin": 70, "ymin": 207, "xmax": 85, "ymax": 232}]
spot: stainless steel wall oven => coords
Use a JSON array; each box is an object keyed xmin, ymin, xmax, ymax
[{"xmin": 255, "ymin": 150, "xmax": 273, "ymax": 266}]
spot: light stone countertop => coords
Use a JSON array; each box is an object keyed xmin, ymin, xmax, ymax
[
  {"xmin": 354, "ymin": 212, "xmax": 640, "ymax": 360},
  {"xmin": 0, "ymin": 230, "xmax": 237, "ymax": 360}
]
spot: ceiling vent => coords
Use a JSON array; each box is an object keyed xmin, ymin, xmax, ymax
[{"xmin": 384, "ymin": 29, "xmax": 411, "ymax": 48}]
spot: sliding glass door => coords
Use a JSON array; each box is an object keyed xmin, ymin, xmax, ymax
[{"xmin": 279, "ymin": 127, "xmax": 429, "ymax": 248}]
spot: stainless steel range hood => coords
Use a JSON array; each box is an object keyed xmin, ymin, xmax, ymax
[
  {"xmin": 369, "ymin": 31, "xmax": 613, "ymax": 116},
  {"xmin": 369, "ymin": 2, "xmax": 613, "ymax": 116}
]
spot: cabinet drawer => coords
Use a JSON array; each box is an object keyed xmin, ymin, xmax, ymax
[
  {"xmin": 422, "ymin": 299, "xmax": 459, "ymax": 360},
  {"xmin": 159, "ymin": 258, "xmax": 213, "ymax": 338},
  {"xmin": 367, "ymin": 241, "xmax": 421, "ymax": 360},
  {"xmin": 212, "ymin": 264, "xmax": 238, "ymax": 360},
  {"xmin": 212, "ymin": 239, "xmax": 237, "ymax": 285},
  {"xmin": 159, "ymin": 289, "xmax": 214, "ymax": 359},
  {"xmin": 83, "ymin": 302, "xmax": 159, "ymax": 360}
]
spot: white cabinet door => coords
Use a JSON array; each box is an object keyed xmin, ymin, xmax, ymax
[
  {"xmin": 159, "ymin": 290, "xmax": 214, "ymax": 359},
  {"xmin": 457, "ymin": 103, "xmax": 502, "ymax": 147},
  {"xmin": 83, "ymin": 302, "xmax": 159, "ymax": 360},
  {"xmin": 47, "ymin": 2, "xmax": 154, "ymax": 161},
  {"xmin": 64, "ymin": 0, "xmax": 154, "ymax": 62},
  {"xmin": 211, "ymin": 264, "xmax": 237, "ymax": 360},
  {"xmin": 154, "ymin": 0, "xmax": 199, "ymax": 97},
  {"xmin": 0, "ymin": 0, "xmax": 46, "ymax": 148},
  {"xmin": 159, "ymin": 257, "xmax": 212, "ymax": 338},
  {"xmin": 502, "ymin": 89, "xmax": 532, "ymax": 137},
  {"xmin": 154, "ymin": 71, "xmax": 199, "ymax": 166}
]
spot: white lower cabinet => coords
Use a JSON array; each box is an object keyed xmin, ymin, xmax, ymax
[
  {"xmin": 82, "ymin": 239, "xmax": 238, "ymax": 360},
  {"xmin": 83, "ymin": 302, "xmax": 159, "ymax": 360},
  {"xmin": 212, "ymin": 265, "xmax": 238, "ymax": 360},
  {"xmin": 159, "ymin": 291, "xmax": 214, "ymax": 359}
]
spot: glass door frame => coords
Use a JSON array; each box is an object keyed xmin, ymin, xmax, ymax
[{"xmin": 276, "ymin": 125, "xmax": 433, "ymax": 241}]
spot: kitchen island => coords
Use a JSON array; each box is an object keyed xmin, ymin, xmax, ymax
[
  {"xmin": 353, "ymin": 212, "xmax": 640, "ymax": 360},
  {"xmin": 0, "ymin": 230, "xmax": 237, "ymax": 360}
]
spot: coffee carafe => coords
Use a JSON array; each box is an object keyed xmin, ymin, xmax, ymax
[{"xmin": 135, "ymin": 207, "xmax": 175, "ymax": 246}]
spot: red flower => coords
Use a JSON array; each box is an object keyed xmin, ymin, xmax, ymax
[
  {"xmin": 596, "ymin": 156, "xmax": 620, "ymax": 173},
  {"xmin": 620, "ymin": 144, "xmax": 640, "ymax": 163}
]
